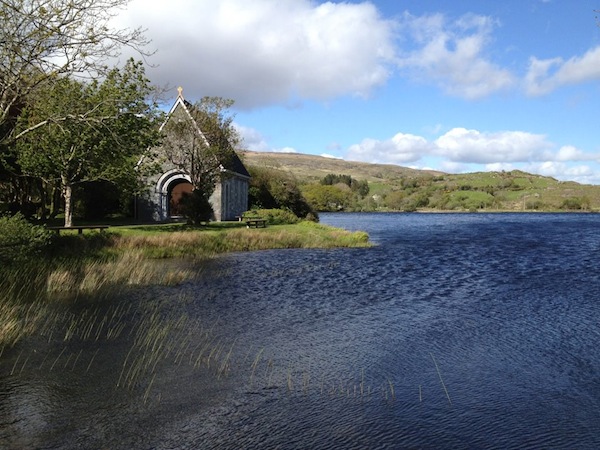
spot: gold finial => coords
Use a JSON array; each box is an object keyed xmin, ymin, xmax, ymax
[{"xmin": 177, "ymin": 86, "xmax": 183, "ymax": 98}]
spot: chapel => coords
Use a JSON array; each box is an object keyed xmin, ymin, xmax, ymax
[{"xmin": 135, "ymin": 89, "xmax": 250, "ymax": 222}]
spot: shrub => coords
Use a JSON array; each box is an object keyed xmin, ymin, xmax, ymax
[
  {"xmin": 560, "ymin": 197, "xmax": 590, "ymax": 211},
  {"xmin": 305, "ymin": 211, "xmax": 319, "ymax": 222},
  {"xmin": 180, "ymin": 190, "xmax": 213, "ymax": 225},
  {"xmin": 0, "ymin": 213, "xmax": 53, "ymax": 264},
  {"xmin": 248, "ymin": 166, "xmax": 316, "ymax": 218},
  {"xmin": 245, "ymin": 208, "xmax": 299, "ymax": 225}
]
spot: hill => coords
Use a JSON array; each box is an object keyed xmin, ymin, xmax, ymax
[
  {"xmin": 241, "ymin": 151, "xmax": 600, "ymax": 212},
  {"xmin": 241, "ymin": 150, "xmax": 442, "ymax": 182}
]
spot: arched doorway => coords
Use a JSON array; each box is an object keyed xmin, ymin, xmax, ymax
[{"xmin": 168, "ymin": 180, "xmax": 193, "ymax": 217}]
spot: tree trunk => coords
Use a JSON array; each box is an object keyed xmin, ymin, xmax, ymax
[
  {"xmin": 49, "ymin": 185, "xmax": 59, "ymax": 219},
  {"xmin": 37, "ymin": 178, "xmax": 48, "ymax": 220},
  {"xmin": 62, "ymin": 176, "xmax": 73, "ymax": 227}
]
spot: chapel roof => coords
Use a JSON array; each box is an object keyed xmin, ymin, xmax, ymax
[{"xmin": 168, "ymin": 90, "xmax": 250, "ymax": 178}]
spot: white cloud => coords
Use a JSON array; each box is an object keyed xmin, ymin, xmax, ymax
[
  {"xmin": 235, "ymin": 123, "xmax": 297, "ymax": 153},
  {"xmin": 346, "ymin": 132, "xmax": 431, "ymax": 164},
  {"xmin": 116, "ymin": 0, "xmax": 397, "ymax": 108},
  {"xmin": 485, "ymin": 162, "xmax": 515, "ymax": 172},
  {"xmin": 397, "ymin": 13, "xmax": 516, "ymax": 99},
  {"xmin": 439, "ymin": 160, "xmax": 470, "ymax": 173},
  {"xmin": 526, "ymin": 161, "xmax": 600, "ymax": 183},
  {"xmin": 234, "ymin": 123, "xmax": 270, "ymax": 151},
  {"xmin": 434, "ymin": 128, "xmax": 552, "ymax": 163},
  {"xmin": 343, "ymin": 127, "xmax": 600, "ymax": 184},
  {"xmin": 525, "ymin": 46, "xmax": 600, "ymax": 95},
  {"xmin": 555, "ymin": 145, "xmax": 588, "ymax": 162},
  {"xmin": 345, "ymin": 128, "xmax": 555, "ymax": 166}
]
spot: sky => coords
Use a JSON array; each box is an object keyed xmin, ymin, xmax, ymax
[{"xmin": 115, "ymin": 0, "xmax": 600, "ymax": 184}]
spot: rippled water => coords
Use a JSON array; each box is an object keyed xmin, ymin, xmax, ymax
[{"xmin": 2, "ymin": 213, "xmax": 600, "ymax": 449}]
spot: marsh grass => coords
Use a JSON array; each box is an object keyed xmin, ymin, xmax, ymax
[
  {"xmin": 242, "ymin": 353, "xmax": 404, "ymax": 403},
  {"xmin": 45, "ymin": 252, "xmax": 193, "ymax": 296},
  {"xmin": 0, "ymin": 252, "xmax": 194, "ymax": 348},
  {"xmin": 2, "ymin": 289, "xmax": 448, "ymax": 408},
  {"xmin": 109, "ymin": 221, "xmax": 370, "ymax": 258},
  {"xmin": 1, "ymin": 219, "xmax": 369, "ymax": 347},
  {"xmin": 1, "ymin": 219, "xmax": 376, "ymax": 406}
]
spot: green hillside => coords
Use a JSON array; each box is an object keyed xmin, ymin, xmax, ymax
[{"xmin": 242, "ymin": 151, "xmax": 600, "ymax": 212}]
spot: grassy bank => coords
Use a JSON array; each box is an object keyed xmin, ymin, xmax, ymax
[
  {"xmin": 110, "ymin": 220, "xmax": 370, "ymax": 258},
  {"xmin": 0, "ymin": 220, "xmax": 370, "ymax": 348}
]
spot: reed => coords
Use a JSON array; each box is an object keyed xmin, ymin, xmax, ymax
[
  {"xmin": 430, "ymin": 352, "xmax": 452, "ymax": 406},
  {"xmin": 0, "ymin": 252, "xmax": 196, "ymax": 347},
  {"xmin": 250, "ymin": 347, "xmax": 265, "ymax": 386},
  {"xmin": 45, "ymin": 252, "xmax": 194, "ymax": 297},
  {"xmin": 0, "ymin": 219, "xmax": 370, "ymax": 348},
  {"xmin": 387, "ymin": 379, "xmax": 395, "ymax": 401}
]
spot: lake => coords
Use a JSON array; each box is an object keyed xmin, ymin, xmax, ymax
[{"xmin": 1, "ymin": 212, "xmax": 600, "ymax": 449}]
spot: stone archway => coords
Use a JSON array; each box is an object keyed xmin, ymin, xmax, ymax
[
  {"xmin": 155, "ymin": 170, "xmax": 192, "ymax": 221},
  {"xmin": 168, "ymin": 179, "xmax": 193, "ymax": 217}
]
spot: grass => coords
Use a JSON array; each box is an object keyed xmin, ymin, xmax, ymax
[
  {"xmin": 106, "ymin": 221, "xmax": 370, "ymax": 258},
  {"xmin": 0, "ymin": 220, "xmax": 371, "ymax": 348},
  {"xmin": 0, "ymin": 217, "xmax": 375, "ymax": 406}
]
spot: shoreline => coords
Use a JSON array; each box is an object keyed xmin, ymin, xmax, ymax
[{"xmin": 0, "ymin": 221, "xmax": 371, "ymax": 347}]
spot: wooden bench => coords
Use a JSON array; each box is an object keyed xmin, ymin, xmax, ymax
[
  {"xmin": 244, "ymin": 218, "xmax": 267, "ymax": 228},
  {"xmin": 47, "ymin": 225, "xmax": 109, "ymax": 235}
]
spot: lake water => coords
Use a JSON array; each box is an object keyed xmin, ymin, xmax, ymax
[{"xmin": 1, "ymin": 212, "xmax": 600, "ymax": 449}]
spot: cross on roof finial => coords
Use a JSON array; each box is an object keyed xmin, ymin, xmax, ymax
[{"xmin": 177, "ymin": 86, "xmax": 183, "ymax": 98}]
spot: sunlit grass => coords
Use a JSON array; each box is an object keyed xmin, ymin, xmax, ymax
[
  {"xmin": 109, "ymin": 221, "xmax": 371, "ymax": 258},
  {"xmin": 0, "ymin": 220, "xmax": 370, "ymax": 351}
]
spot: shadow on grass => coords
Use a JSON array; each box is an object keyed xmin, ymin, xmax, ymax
[{"xmin": 115, "ymin": 221, "xmax": 246, "ymax": 232}]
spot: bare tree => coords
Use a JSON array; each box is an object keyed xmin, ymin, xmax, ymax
[
  {"xmin": 159, "ymin": 97, "xmax": 241, "ymax": 224},
  {"xmin": 162, "ymin": 97, "xmax": 240, "ymax": 196},
  {"xmin": 0, "ymin": 0, "xmax": 150, "ymax": 144}
]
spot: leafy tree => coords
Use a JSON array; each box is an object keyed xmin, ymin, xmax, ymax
[
  {"xmin": 160, "ymin": 96, "xmax": 240, "ymax": 225},
  {"xmin": 401, "ymin": 192, "xmax": 430, "ymax": 212},
  {"xmin": 560, "ymin": 196, "xmax": 590, "ymax": 211},
  {"xmin": 351, "ymin": 178, "xmax": 370, "ymax": 197},
  {"xmin": 302, "ymin": 184, "xmax": 352, "ymax": 211},
  {"xmin": 0, "ymin": 0, "xmax": 150, "ymax": 145},
  {"xmin": 248, "ymin": 166, "xmax": 316, "ymax": 219},
  {"xmin": 321, "ymin": 174, "xmax": 352, "ymax": 187},
  {"xmin": 384, "ymin": 190, "xmax": 406, "ymax": 210},
  {"xmin": 320, "ymin": 173, "xmax": 370, "ymax": 198},
  {"xmin": 14, "ymin": 60, "xmax": 160, "ymax": 227}
]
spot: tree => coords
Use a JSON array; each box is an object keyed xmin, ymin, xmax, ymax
[
  {"xmin": 160, "ymin": 96, "xmax": 240, "ymax": 224},
  {"xmin": 302, "ymin": 184, "xmax": 352, "ymax": 211},
  {"xmin": 248, "ymin": 166, "xmax": 316, "ymax": 219},
  {"xmin": 0, "ymin": 0, "xmax": 150, "ymax": 145},
  {"xmin": 14, "ymin": 59, "xmax": 161, "ymax": 227},
  {"xmin": 320, "ymin": 173, "xmax": 369, "ymax": 197}
]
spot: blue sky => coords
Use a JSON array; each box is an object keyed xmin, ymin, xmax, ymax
[{"xmin": 117, "ymin": 0, "xmax": 600, "ymax": 183}]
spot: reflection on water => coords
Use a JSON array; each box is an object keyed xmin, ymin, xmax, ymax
[{"xmin": 2, "ymin": 213, "xmax": 600, "ymax": 449}]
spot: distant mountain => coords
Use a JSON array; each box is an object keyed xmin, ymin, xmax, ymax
[{"xmin": 241, "ymin": 150, "xmax": 600, "ymax": 212}]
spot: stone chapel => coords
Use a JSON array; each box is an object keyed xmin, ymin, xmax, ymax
[{"xmin": 135, "ymin": 90, "xmax": 250, "ymax": 222}]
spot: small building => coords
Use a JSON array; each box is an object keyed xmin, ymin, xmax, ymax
[{"xmin": 136, "ymin": 90, "xmax": 250, "ymax": 222}]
